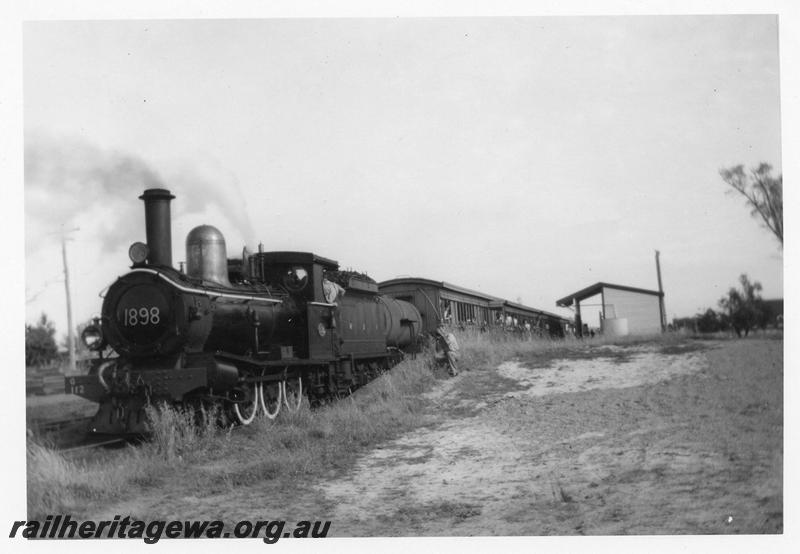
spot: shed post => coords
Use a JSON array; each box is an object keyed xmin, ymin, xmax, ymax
[{"xmin": 655, "ymin": 250, "xmax": 666, "ymax": 332}]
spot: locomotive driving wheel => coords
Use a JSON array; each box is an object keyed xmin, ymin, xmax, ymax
[
  {"xmin": 258, "ymin": 371, "xmax": 282, "ymax": 420},
  {"xmin": 282, "ymin": 376, "xmax": 303, "ymax": 413},
  {"xmin": 233, "ymin": 379, "xmax": 259, "ymax": 425}
]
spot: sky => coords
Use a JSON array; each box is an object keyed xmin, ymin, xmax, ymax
[{"xmin": 20, "ymin": 13, "xmax": 786, "ymax": 340}]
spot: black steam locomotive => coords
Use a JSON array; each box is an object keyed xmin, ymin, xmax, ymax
[{"xmin": 67, "ymin": 189, "xmax": 422, "ymax": 434}]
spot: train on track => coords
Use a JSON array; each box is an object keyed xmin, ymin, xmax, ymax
[{"xmin": 67, "ymin": 189, "xmax": 422, "ymax": 435}]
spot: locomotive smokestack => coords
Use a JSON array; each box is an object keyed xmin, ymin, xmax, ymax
[{"xmin": 139, "ymin": 188, "xmax": 175, "ymax": 267}]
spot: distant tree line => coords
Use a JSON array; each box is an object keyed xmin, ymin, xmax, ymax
[{"xmin": 673, "ymin": 275, "xmax": 781, "ymax": 337}]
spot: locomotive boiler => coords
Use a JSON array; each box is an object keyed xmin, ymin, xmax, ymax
[{"xmin": 67, "ymin": 188, "xmax": 422, "ymax": 434}]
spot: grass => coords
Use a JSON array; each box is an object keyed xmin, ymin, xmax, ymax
[
  {"xmin": 26, "ymin": 440, "xmax": 156, "ymax": 519},
  {"xmin": 26, "ymin": 400, "xmax": 231, "ymax": 519},
  {"xmin": 144, "ymin": 401, "xmax": 227, "ymax": 463},
  {"xmin": 454, "ymin": 327, "xmax": 698, "ymax": 372}
]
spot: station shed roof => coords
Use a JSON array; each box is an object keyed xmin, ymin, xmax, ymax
[{"xmin": 556, "ymin": 282, "xmax": 664, "ymax": 308}]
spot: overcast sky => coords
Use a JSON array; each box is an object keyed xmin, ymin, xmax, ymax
[{"xmin": 23, "ymin": 15, "xmax": 784, "ymax": 337}]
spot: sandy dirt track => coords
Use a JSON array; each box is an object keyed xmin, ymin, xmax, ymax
[{"xmin": 82, "ymin": 338, "xmax": 782, "ymax": 536}]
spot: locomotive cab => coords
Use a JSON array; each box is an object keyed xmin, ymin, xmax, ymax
[
  {"xmin": 248, "ymin": 251, "xmax": 345, "ymax": 360},
  {"xmin": 250, "ymin": 251, "xmax": 338, "ymax": 302}
]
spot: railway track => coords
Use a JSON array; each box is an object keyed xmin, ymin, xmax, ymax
[
  {"xmin": 59, "ymin": 436, "xmax": 129, "ymax": 454},
  {"xmin": 31, "ymin": 416, "xmax": 93, "ymax": 435},
  {"xmin": 29, "ymin": 414, "xmax": 146, "ymax": 454},
  {"xmin": 28, "ymin": 416, "xmax": 120, "ymax": 452}
]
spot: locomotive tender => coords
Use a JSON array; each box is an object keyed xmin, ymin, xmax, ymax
[{"xmin": 67, "ymin": 189, "xmax": 422, "ymax": 434}]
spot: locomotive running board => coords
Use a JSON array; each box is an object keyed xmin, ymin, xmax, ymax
[{"xmin": 214, "ymin": 352, "xmax": 336, "ymax": 368}]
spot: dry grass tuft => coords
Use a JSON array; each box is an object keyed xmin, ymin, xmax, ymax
[{"xmin": 144, "ymin": 402, "xmax": 226, "ymax": 462}]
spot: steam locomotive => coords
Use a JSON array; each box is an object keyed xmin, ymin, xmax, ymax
[{"xmin": 67, "ymin": 189, "xmax": 422, "ymax": 435}]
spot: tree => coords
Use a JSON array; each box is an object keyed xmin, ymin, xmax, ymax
[
  {"xmin": 719, "ymin": 163, "xmax": 783, "ymax": 247},
  {"xmin": 25, "ymin": 313, "xmax": 58, "ymax": 367},
  {"xmin": 694, "ymin": 308, "xmax": 724, "ymax": 334},
  {"xmin": 718, "ymin": 274, "xmax": 767, "ymax": 338}
]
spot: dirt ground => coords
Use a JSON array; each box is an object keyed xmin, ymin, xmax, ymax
[{"xmin": 81, "ymin": 337, "xmax": 782, "ymax": 536}]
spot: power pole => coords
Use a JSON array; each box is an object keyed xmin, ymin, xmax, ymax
[
  {"xmin": 655, "ymin": 250, "xmax": 667, "ymax": 332},
  {"xmin": 60, "ymin": 226, "xmax": 80, "ymax": 373}
]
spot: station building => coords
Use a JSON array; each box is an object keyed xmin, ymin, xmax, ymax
[{"xmin": 556, "ymin": 282, "xmax": 665, "ymax": 337}]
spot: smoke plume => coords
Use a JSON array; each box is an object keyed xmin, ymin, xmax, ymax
[{"xmin": 25, "ymin": 133, "xmax": 256, "ymax": 256}]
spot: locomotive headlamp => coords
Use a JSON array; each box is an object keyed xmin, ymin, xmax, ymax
[
  {"xmin": 81, "ymin": 324, "xmax": 105, "ymax": 351},
  {"xmin": 128, "ymin": 241, "xmax": 149, "ymax": 264}
]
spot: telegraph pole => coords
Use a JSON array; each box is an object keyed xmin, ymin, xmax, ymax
[{"xmin": 60, "ymin": 226, "xmax": 80, "ymax": 373}]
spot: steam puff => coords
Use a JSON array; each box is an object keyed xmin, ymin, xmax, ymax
[
  {"xmin": 25, "ymin": 133, "xmax": 255, "ymax": 254},
  {"xmin": 165, "ymin": 161, "xmax": 257, "ymax": 246}
]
